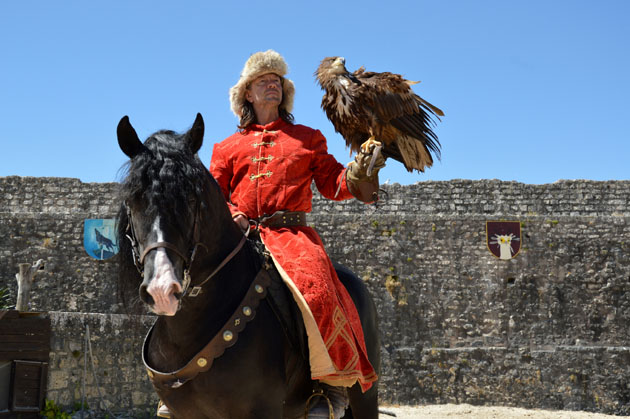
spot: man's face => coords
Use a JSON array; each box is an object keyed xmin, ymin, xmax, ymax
[{"xmin": 246, "ymin": 73, "xmax": 283, "ymax": 108}]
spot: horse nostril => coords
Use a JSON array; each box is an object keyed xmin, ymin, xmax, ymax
[{"xmin": 139, "ymin": 284, "xmax": 154, "ymax": 306}]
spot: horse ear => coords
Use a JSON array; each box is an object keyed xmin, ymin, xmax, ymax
[
  {"xmin": 187, "ymin": 113, "xmax": 204, "ymax": 154},
  {"xmin": 117, "ymin": 116, "xmax": 145, "ymax": 158}
]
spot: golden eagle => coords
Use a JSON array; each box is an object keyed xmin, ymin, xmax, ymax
[{"xmin": 316, "ymin": 56, "xmax": 444, "ymax": 173}]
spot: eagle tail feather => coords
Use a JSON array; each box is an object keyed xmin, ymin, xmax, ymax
[
  {"xmin": 390, "ymin": 116, "xmax": 441, "ymax": 163},
  {"xmin": 381, "ymin": 142, "xmax": 406, "ymax": 168},
  {"xmin": 419, "ymin": 97, "xmax": 444, "ymax": 117},
  {"xmin": 398, "ymin": 135, "xmax": 433, "ymax": 173}
]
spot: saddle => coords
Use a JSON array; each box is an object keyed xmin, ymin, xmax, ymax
[{"xmin": 249, "ymin": 236, "xmax": 309, "ymax": 363}]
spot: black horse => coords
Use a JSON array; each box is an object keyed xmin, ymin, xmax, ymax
[{"xmin": 116, "ymin": 114, "xmax": 380, "ymax": 418}]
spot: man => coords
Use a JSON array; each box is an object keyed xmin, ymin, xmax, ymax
[{"xmin": 168, "ymin": 50, "xmax": 382, "ymax": 418}]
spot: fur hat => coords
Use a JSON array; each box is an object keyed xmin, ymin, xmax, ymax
[{"xmin": 229, "ymin": 50, "xmax": 295, "ymax": 118}]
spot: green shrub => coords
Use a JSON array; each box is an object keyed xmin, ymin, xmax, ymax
[
  {"xmin": 0, "ymin": 287, "xmax": 12, "ymax": 310},
  {"xmin": 41, "ymin": 399, "xmax": 72, "ymax": 419}
]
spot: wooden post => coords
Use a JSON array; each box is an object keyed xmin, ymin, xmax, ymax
[{"xmin": 15, "ymin": 260, "xmax": 44, "ymax": 311}]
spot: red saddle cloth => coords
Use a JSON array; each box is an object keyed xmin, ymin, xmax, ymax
[{"xmin": 261, "ymin": 225, "xmax": 377, "ymax": 392}]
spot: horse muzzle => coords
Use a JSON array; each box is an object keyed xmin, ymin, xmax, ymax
[{"xmin": 141, "ymin": 249, "xmax": 184, "ymax": 316}]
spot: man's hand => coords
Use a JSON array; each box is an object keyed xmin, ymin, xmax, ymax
[{"xmin": 233, "ymin": 214, "xmax": 249, "ymax": 232}]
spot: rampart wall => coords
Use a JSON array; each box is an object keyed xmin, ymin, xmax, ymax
[{"xmin": 1, "ymin": 176, "xmax": 628, "ymax": 415}]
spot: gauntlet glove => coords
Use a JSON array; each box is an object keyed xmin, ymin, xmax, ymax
[{"xmin": 346, "ymin": 139, "xmax": 386, "ymax": 203}]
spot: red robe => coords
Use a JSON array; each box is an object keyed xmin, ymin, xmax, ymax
[{"xmin": 210, "ymin": 118, "xmax": 376, "ymax": 391}]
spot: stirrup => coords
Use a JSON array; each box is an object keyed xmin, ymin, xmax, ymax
[
  {"xmin": 157, "ymin": 400, "xmax": 172, "ymax": 418},
  {"xmin": 305, "ymin": 384, "xmax": 349, "ymax": 419},
  {"xmin": 304, "ymin": 388, "xmax": 334, "ymax": 419}
]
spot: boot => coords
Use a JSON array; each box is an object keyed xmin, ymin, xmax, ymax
[
  {"xmin": 307, "ymin": 384, "xmax": 349, "ymax": 418},
  {"xmin": 157, "ymin": 400, "xmax": 172, "ymax": 418}
]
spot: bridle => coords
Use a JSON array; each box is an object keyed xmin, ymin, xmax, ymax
[{"xmin": 124, "ymin": 201, "xmax": 246, "ymax": 298}]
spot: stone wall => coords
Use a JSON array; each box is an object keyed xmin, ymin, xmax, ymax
[
  {"xmin": 313, "ymin": 212, "xmax": 629, "ymax": 414},
  {"xmin": 1, "ymin": 176, "xmax": 629, "ymax": 415},
  {"xmin": 311, "ymin": 181, "xmax": 629, "ymax": 415},
  {"xmin": 0, "ymin": 177, "xmax": 120, "ymax": 313},
  {"xmin": 45, "ymin": 312, "xmax": 156, "ymax": 418}
]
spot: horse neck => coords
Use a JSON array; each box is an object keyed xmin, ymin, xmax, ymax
[
  {"xmin": 150, "ymin": 219, "xmax": 259, "ymax": 370},
  {"xmin": 179, "ymin": 231, "xmax": 257, "ymax": 323}
]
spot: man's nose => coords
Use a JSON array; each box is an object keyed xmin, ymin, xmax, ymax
[{"xmin": 267, "ymin": 80, "xmax": 281, "ymax": 88}]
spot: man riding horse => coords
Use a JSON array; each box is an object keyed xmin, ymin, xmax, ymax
[{"xmin": 156, "ymin": 49, "xmax": 384, "ymax": 418}]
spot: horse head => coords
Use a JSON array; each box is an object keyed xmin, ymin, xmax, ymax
[{"xmin": 116, "ymin": 114, "xmax": 237, "ymax": 316}]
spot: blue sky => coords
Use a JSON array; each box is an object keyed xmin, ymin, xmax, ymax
[{"xmin": 1, "ymin": 0, "xmax": 628, "ymax": 185}]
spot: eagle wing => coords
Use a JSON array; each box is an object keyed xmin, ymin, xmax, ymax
[
  {"xmin": 353, "ymin": 68, "xmax": 443, "ymax": 172},
  {"xmin": 319, "ymin": 78, "xmax": 367, "ymax": 152}
]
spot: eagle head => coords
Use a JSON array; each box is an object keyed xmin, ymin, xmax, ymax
[{"xmin": 315, "ymin": 56, "xmax": 348, "ymax": 87}]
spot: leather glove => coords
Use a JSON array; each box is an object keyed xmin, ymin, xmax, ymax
[
  {"xmin": 347, "ymin": 139, "xmax": 386, "ymax": 183},
  {"xmin": 346, "ymin": 139, "xmax": 386, "ymax": 203}
]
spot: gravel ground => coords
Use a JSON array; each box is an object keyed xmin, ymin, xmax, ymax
[{"xmin": 379, "ymin": 404, "xmax": 622, "ymax": 418}]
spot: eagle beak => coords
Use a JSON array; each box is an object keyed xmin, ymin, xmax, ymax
[{"xmin": 333, "ymin": 57, "xmax": 346, "ymax": 70}]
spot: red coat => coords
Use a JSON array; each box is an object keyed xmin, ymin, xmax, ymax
[{"xmin": 210, "ymin": 118, "xmax": 376, "ymax": 391}]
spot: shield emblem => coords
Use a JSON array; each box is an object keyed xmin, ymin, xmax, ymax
[
  {"xmin": 84, "ymin": 219, "xmax": 119, "ymax": 260},
  {"xmin": 486, "ymin": 221, "xmax": 521, "ymax": 260}
]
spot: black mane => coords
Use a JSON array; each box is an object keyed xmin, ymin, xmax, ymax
[{"xmin": 120, "ymin": 130, "xmax": 208, "ymax": 219}]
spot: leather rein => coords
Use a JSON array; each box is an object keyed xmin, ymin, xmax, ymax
[{"xmin": 124, "ymin": 203, "xmax": 247, "ymax": 298}]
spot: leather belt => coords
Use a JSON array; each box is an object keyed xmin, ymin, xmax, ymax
[{"xmin": 257, "ymin": 211, "xmax": 307, "ymax": 228}]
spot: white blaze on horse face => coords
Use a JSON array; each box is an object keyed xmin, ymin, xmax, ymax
[{"xmin": 145, "ymin": 216, "xmax": 182, "ymax": 316}]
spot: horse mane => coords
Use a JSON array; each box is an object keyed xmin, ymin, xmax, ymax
[{"xmin": 115, "ymin": 129, "xmax": 213, "ymax": 313}]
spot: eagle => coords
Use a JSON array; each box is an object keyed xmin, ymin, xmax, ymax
[{"xmin": 316, "ymin": 56, "xmax": 444, "ymax": 173}]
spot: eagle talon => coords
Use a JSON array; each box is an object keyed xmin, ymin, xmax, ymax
[
  {"xmin": 356, "ymin": 138, "xmax": 385, "ymax": 178},
  {"xmin": 361, "ymin": 137, "xmax": 381, "ymax": 154}
]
